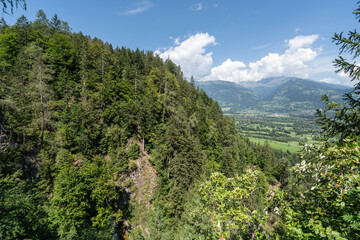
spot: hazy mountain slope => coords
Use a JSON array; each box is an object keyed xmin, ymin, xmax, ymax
[
  {"xmin": 259, "ymin": 78, "xmax": 349, "ymax": 112},
  {"xmin": 197, "ymin": 80, "xmax": 259, "ymax": 112},
  {"xmin": 198, "ymin": 77, "xmax": 351, "ymax": 113},
  {"xmin": 241, "ymin": 76, "xmax": 293, "ymax": 98}
]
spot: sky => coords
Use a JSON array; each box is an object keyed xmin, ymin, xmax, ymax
[{"xmin": 3, "ymin": 0, "xmax": 359, "ymax": 86}]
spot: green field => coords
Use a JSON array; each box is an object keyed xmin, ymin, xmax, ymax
[
  {"xmin": 249, "ymin": 137, "xmax": 301, "ymax": 153},
  {"xmin": 230, "ymin": 111, "xmax": 321, "ymax": 153}
]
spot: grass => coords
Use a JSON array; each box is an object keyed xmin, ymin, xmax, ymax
[
  {"xmin": 232, "ymin": 112, "xmax": 321, "ymax": 154},
  {"xmin": 249, "ymin": 137, "xmax": 302, "ymax": 153}
]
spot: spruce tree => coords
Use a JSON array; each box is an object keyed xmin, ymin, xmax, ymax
[{"xmin": 316, "ymin": 3, "xmax": 360, "ymax": 140}]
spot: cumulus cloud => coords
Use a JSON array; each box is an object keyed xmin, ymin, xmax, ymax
[
  {"xmin": 286, "ymin": 34, "xmax": 319, "ymax": 51},
  {"xmin": 203, "ymin": 34, "xmax": 320, "ymax": 82},
  {"xmin": 155, "ymin": 33, "xmax": 216, "ymax": 79},
  {"xmin": 156, "ymin": 33, "xmax": 322, "ymax": 83},
  {"xmin": 203, "ymin": 59, "xmax": 247, "ymax": 81},
  {"xmin": 121, "ymin": 0, "xmax": 153, "ymax": 15}
]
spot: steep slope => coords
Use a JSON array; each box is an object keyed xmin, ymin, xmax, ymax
[{"xmin": 0, "ymin": 13, "xmax": 255, "ymax": 239}]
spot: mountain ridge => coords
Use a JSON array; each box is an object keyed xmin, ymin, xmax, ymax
[{"xmin": 197, "ymin": 77, "xmax": 351, "ymax": 113}]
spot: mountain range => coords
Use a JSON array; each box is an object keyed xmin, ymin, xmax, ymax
[{"xmin": 197, "ymin": 77, "xmax": 352, "ymax": 113}]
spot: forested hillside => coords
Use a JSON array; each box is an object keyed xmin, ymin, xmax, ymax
[
  {"xmin": 1, "ymin": 4, "xmax": 360, "ymax": 240},
  {"xmin": 0, "ymin": 12, "xmax": 288, "ymax": 239}
]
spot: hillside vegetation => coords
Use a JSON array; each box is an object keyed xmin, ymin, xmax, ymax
[
  {"xmin": 1, "ymin": 5, "xmax": 360, "ymax": 240},
  {"xmin": 0, "ymin": 12, "xmax": 285, "ymax": 239}
]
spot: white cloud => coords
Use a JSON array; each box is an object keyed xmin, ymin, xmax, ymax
[
  {"xmin": 338, "ymin": 71, "xmax": 348, "ymax": 78},
  {"xmin": 155, "ymin": 33, "xmax": 216, "ymax": 79},
  {"xmin": 203, "ymin": 34, "xmax": 320, "ymax": 82},
  {"xmin": 203, "ymin": 59, "xmax": 247, "ymax": 81},
  {"xmin": 156, "ymin": 33, "xmax": 323, "ymax": 83},
  {"xmin": 121, "ymin": 0, "xmax": 153, "ymax": 15},
  {"xmin": 286, "ymin": 34, "xmax": 319, "ymax": 52},
  {"xmin": 319, "ymin": 77, "xmax": 353, "ymax": 86},
  {"xmin": 174, "ymin": 37, "xmax": 181, "ymax": 45},
  {"xmin": 320, "ymin": 77, "xmax": 339, "ymax": 84}
]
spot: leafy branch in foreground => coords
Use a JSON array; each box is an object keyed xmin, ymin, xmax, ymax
[
  {"xmin": 316, "ymin": 2, "xmax": 360, "ymax": 141},
  {"xmin": 1, "ymin": 0, "xmax": 26, "ymax": 14},
  {"xmin": 199, "ymin": 170, "xmax": 268, "ymax": 240},
  {"xmin": 269, "ymin": 139, "xmax": 360, "ymax": 239}
]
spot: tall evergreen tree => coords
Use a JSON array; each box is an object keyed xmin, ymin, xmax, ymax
[{"xmin": 316, "ymin": 3, "xmax": 360, "ymax": 140}]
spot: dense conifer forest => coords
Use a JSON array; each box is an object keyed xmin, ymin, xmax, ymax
[{"xmin": 0, "ymin": 3, "xmax": 359, "ymax": 240}]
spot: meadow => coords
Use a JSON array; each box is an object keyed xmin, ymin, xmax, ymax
[{"xmin": 230, "ymin": 111, "xmax": 321, "ymax": 153}]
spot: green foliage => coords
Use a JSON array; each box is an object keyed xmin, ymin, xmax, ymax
[
  {"xmin": 128, "ymin": 143, "xmax": 140, "ymax": 160},
  {"xmin": 198, "ymin": 170, "xmax": 268, "ymax": 239},
  {"xmin": 0, "ymin": 171, "xmax": 53, "ymax": 239},
  {"xmin": 316, "ymin": 92, "xmax": 360, "ymax": 140},
  {"xmin": 49, "ymin": 153, "xmax": 123, "ymax": 239},
  {"xmin": 262, "ymin": 4, "xmax": 360, "ymax": 239},
  {"xmin": 269, "ymin": 139, "xmax": 360, "ymax": 239},
  {"xmin": 0, "ymin": 11, "xmax": 252, "ymax": 238}
]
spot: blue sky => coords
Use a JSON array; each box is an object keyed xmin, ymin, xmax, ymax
[{"xmin": 3, "ymin": 0, "xmax": 359, "ymax": 86}]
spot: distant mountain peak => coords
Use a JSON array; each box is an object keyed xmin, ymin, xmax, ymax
[{"xmin": 197, "ymin": 76, "xmax": 351, "ymax": 113}]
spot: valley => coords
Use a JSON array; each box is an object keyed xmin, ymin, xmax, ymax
[
  {"xmin": 229, "ymin": 111, "xmax": 320, "ymax": 152},
  {"xmin": 198, "ymin": 77, "xmax": 351, "ymax": 114},
  {"xmin": 198, "ymin": 77, "xmax": 345, "ymax": 151}
]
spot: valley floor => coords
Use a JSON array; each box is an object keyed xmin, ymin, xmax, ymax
[{"xmin": 228, "ymin": 111, "xmax": 320, "ymax": 153}]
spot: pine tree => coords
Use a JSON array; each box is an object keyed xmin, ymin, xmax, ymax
[
  {"xmin": 24, "ymin": 43, "xmax": 53, "ymax": 150},
  {"xmin": 1, "ymin": 0, "xmax": 26, "ymax": 14},
  {"xmin": 316, "ymin": 3, "xmax": 360, "ymax": 140}
]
